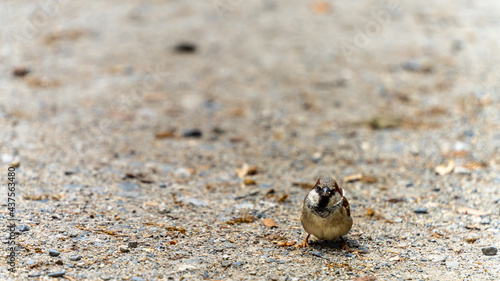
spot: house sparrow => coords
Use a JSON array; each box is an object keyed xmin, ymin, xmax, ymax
[{"xmin": 300, "ymin": 177, "xmax": 353, "ymax": 249}]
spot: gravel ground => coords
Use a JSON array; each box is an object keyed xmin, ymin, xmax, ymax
[{"xmin": 1, "ymin": 0, "xmax": 500, "ymax": 280}]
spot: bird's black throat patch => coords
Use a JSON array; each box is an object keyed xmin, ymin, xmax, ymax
[{"xmin": 309, "ymin": 195, "xmax": 336, "ymax": 217}]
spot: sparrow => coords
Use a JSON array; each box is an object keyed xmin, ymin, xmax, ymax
[{"xmin": 299, "ymin": 177, "xmax": 353, "ymax": 249}]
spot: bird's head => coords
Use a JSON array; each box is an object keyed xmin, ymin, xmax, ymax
[{"xmin": 307, "ymin": 177, "xmax": 344, "ymax": 209}]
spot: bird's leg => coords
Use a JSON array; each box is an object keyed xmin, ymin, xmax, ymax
[
  {"xmin": 298, "ymin": 234, "xmax": 310, "ymax": 248},
  {"xmin": 340, "ymin": 236, "xmax": 352, "ymax": 251},
  {"xmin": 340, "ymin": 237, "xmax": 365, "ymax": 258}
]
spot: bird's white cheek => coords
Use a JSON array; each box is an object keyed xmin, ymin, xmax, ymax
[{"xmin": 306, "ymin": 190, "xmax": 320, "ymax": 205}]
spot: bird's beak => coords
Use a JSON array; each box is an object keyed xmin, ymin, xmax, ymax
[{"xmin": 321, "ymin": 187, "xmax": 329, "ymax": 196}]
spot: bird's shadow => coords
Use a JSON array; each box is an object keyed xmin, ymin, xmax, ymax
[{"xmin": 308, "ymin": 239, "xmax": 343, "ymax": 250}]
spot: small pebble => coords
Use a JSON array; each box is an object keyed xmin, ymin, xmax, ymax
[
  {"xmin": 402, "ymin": 58, "xmax": 432, "ymax": 72},
  {"xmin": 118, "ymin": 182, "xmax": 140, "ymax": 192},
  {"xmin": 446, "ymin": 261, "xmax": 459, "ymax": 269},
  {"xmin": 18, "ymin": 225, "xmax": 30, "ymax": 232},
  {"xmin": 131, "ymin": 277, "xmax": 145, "ymax": 281},
  {"xmin": 28, "ymin": 272, "xmax": 41, "ymax": 277},
  {"xmin": 182, "ymin": 129, "xmax": 203, "ymax": 138},
  {"xmin": 101, "ymin": 276, "xmax": 113, "ymax": 281},
  {"xmin": 47, "ymin": 271, "xmax": 65, "ymax": 277},
  {"xmin": 49, "ymin": 249, "xmax": 60, "ymax": 257},
  {"xmin": 69, "ymin": 255, "xmax": 82, "ymax": 261},
  {"xmin": 159, "ymin": 183, "xmax": 167, "ymax": 188},
  {"xmin": 481, "ymin": 246, "xmax": 497, "ymax": 256},
  {"xmin": 26, "ymin": 259, "xmax": 37, "ymax": 266},
  {"xmin": 480, "ymin": 218, "xmax": 491, "ymax": 225},
  {"xmin": 174, "ymin": 42, "xmax": 197, "ymax": 54},
  {"xmin": 431, "ymin": 255, "xmax": 447, "ymax": 263},
  {"xmin": 12, "ymin": 66, "xmax": 30, "ymax": 77},
  {"xmin": 128, "ymin": 241, "xmax": 138, "ymax": 248},
  {"xmin": 119, "ymin": 245, "xmax": 130, "ymax": 253},
  {"xmin": 414, "ymin": 208, "xmax": 428, "ymax": 214},
  {"xmin": 221, "ymin": 260, "xmax": 232, "ymax": 267},
  {"xmin": 311, "ymin": 250, "xmax": 323, "ymax": 257}
]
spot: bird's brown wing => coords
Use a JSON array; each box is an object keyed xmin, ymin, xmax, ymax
[{"xmin": 342, "ymin": 196, "xmax": 351, "ymax": 217}]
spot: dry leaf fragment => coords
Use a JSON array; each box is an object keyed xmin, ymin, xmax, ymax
[
  {"xmin": 243, "ymin": 178, "xmax": 256, "ymax": 185},
  {"xmin": 343, "ymin": 173, "xmax": 363, "ymax": 183},
  {"xmin": 276, "ymin": 241, "xmax": 296, "ymax": 246},
  {"xmin": 463, "ymin": 161, "xmax": 487, "ymax": 170},
  {"xmin": 277, "ymin": 194, "xmax": 288, "ymax": 203},
  {"xmin": 353, "ymin": 276, "xmax": 377, "ymax": 281},
  {"xmin": 262, "ymin": 218, "xmax": 278, "ymax": 228},
  {"xmin": 166, "ymin": 226, "xmax": 186, "ymax": 234},
  {"xmin": 155, "ymin": 130, "xmax": 176, "ymax": 139},
  {"xmin": 434, "ymin": 160, "xmax": 454, "ymax": 176},
  {"xmin": 465, "ymin": 225, "xmax": 481, "ymax": 230},
  {"xmin": 326, "ymin": 262, "xmax": 352, "ymax": 270},
  {"xmin": 387, "ymin": 197, "xmax": 404, "ymax": 203},
  {"xmin": 236, "ymin": 164, "xmax": 258, "ymax": 178},
  {"xmin": 360, "ymin": 175, "xmax": 377, "ymax": 183},
  {"xmin": 23, "ymin": 193, "xmax": 64, "ymax": 201},
  {"xmin": 465, "ymin": 237, "xmax": 478, "ymax": 243},
  {"xmin": 312, "ymin": 1, "xmax": 331, "ymax": 14},
  {"xmin": 365, "ymin": 207, "xmax": 375, "ymax": 217},
  {"xmin": 457, "ymin": 207, "xmax": 490, "ymax": 217},
  {"xmin": 443, "ymin": 150, "xmax": 468, "ymax": 158},
  {"xmin": 291, "ymin": 181, "xmax": 314, "ymax": 189},
  {"xmin": 226, "ymin": 215, "xmax": 255, "ymax": 225}
]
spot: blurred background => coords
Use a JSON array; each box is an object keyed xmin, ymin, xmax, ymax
[{"xmin": 1, "ymin": 0, "xmax": 500, "ymax": 279}]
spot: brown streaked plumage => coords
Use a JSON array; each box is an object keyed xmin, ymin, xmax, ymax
[{"xmin": 299, "ymin": 177, "xmax": 353, "ymax": 249}]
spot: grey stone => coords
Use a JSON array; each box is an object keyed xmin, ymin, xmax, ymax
[
  {"xmin": 47, "ymin": 271, "xmax": 65, "ymax": 277},
  {"xmin": 18, "ymin": 225, "xmax": 30, "ymax": 232},
  {"xmin": 221, "ymin": 260, "xmax": 232, "ymax": 267},
  {"xmin": 49, "ymin": 249, "xmax": 60, "ymax": 257},
  {"xmin": 101, "ymin": 276, "xmax": 113, "ymax": 281},
  {"xmin": 446, "ymin": 261, "xmax": 459, "ymax": 269},
  {"xmin": 119, "ymin": 245, "xmax": 130, "ymax": 253},
  {"xmin": 311, "ymin": 250, "xmax": 323, "ymax": 257},
  {"xmin": 69, "ymin": 255, "xmax": 82, "ymax": 261},
  {"xmin": 414, "ymin": 208, "xmax": 428, "ymax": 214},
  {"xmin": 430, "ymin": 255, "xmax": 447, "ymax": 263},
  {"xmin": 27, "ymin": 272, "xmax": 41, "ymax": 277},
  {"xmin": 182, "ymin": 129, "xmax": 202, "ymax": 138},
  {"xmin": 118, "ymin": 182, "xmax": 140, "ymax": 191},
  {"xmin": 128, "ymin": 241, "xmax": 138, "ymax": 248},
  {"xmin": 131, "ymin": 277, "xmax": 145, "ymax": 281},
  {"xmin": 454, "ymin": 166, "xmax": 472, "ymax": 174},
  {"xmin": 481, "ymin": 247, "xmax": 497, "ymax": 256},
  {"xmin": 402, "ymin": 58, "xmax": 432, "ymax": 72},
  {"xmin": 178, "ymin": 197, "xmax": 208, "ymax": 207},
  {"xmin": 480, "ymin": 218, "xmax": 491, "ymax": 225}
]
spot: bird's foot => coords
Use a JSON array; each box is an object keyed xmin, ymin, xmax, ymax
[
  {"xmin": 297, "ymin": 234, "xmax": 310, "ymax": 248},
  {"xmin": 340, "ymin": 237, "xmax": 366, "ymax": 258}
]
